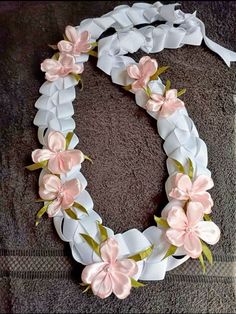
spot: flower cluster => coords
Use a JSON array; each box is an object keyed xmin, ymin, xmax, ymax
[
  {"xmin": 126, "ymin": 56, "xmax": 185, "ymax": 117},
  {"xmin": 41, "ymin": 26, "xmax": 93, "ymax": 81}
]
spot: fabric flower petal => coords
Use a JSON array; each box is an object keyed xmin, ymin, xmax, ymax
[
  {"xmin": 91, "ymin": 271, "xmax": 113, "ymax": 299},
  {"xmin": 110, "ymin": 271, "xmax": 132, "ymax": 299},
  {"xmin": 166, "ymin": 89, "xmax": 177, "ymax": 99},
  {"xmin": 65, "ymin": 25, "xmax": 78, "ymax": 43},
  {"xmin": 47, "ymin": 198, "xmax": 62, "ymax": 217},
  {"xmin": 47, "ymin": 131, "xmax": 66, "ymax": 152},
  {"xmin": 190, "ymin": 192, "xmax": 213, "ymax": 214},
  {"xmin": 63, "ymin": 178, "xmax": 82, "ymax": 199},
  {"xmin": 112, "ymin": 259, "xmax": 138, "ymax": 277},
  {"xmin": 100, "ymin": 238, "xmax": 119, "ymax": 263},
  {"xmin": 127, "ymin": 64, "xmax": 140, "ymax": 79},
  {"xmin": 32, "ymin": 149, "xmax": 54, "ymax": 163},
  {"xmin": 166, "ymin": 228, "xmax": 186, "ymax": 247},
  {"xmin": 81, "ymin": 262, "xmax": 107, "ymax": 284},
  {"xmin": 194, "ymin": 221, "xmax": 221, "ymax": 245},
  {"xmin": 186, "ymin": 202, "xmax": 204, "ymax": 227},
  {"xmin": 39, "ymin": 174, "xmax": 62, "ymax": 200},
  {"xmin": 192, "ymin": 175, "xmax": 214, "ymax": 193},
  {"xmin": 146, "ymin": 99, "xmax": 162, "ymax": 112},
  {"xmin": 184, "ymin": 232, "xmax": 202, "ymax": 258},
  {"xmin": 47, "ymin": 155, "xmax": 68, "ymax": 174},
  {"xmin": 167, "ymin": 206, "xmax": 188, "ymax": 230},
  {"xmin": 57, "ymin": 40, "xmax": 73, "ymax": 53},
  {"xmin": 176, "ymin": 174, "xmax": 192, "ymax": 192}
]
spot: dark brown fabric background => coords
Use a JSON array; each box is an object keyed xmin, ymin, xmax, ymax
[{"xmin": 0, "ymin": 1, "xmax": 235, "ymax": 313}]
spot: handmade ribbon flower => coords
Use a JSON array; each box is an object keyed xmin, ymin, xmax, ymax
[
  {"xmin": 146, "ymin": 89, "xmax": 185, "ymax": 117},
  {"xmin": 41, "ymin": 53, "xmax": 84, "ymax": 81},
  {"xmin": 165, "ymin": 202, "xmax": 220, "ymax": 258},
  {"xmin": 58, "ymin": 25, "xmax": 92, "ymax": 56},
  {"xmin": 127, "ymin": 56, "xmax": 158, "ymax": 92},
  {"xmin": 32, "ymin": 131, "xmax": 84, "ymax": 174},
  {"xmin": 39, "ymin": 174, "xmax": 83, "ymax": 217},
  {"xmin": 169, "ymin": 173, "xmax": 214, "ymax": 214},
  {"xmin": 81, "ymin": 238, "xmax": 138, "ymax": 299}
]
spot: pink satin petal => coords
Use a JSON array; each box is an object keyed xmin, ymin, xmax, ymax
[
  {"xmin": 169, "ymin": 188, "xmax": 189, "ymax": 200},
  {"xmin": 91, "ymin": 271, "xmax": 113, "ymax": 299},
  {"xmin": 192, "ymin": 175, "xmax": 214, "ymax": 193},
  {"xmin": 166, "ymin": 228, "xmax": 186, "ymax": 247},
  {"xmin": 160, "ymin": 99, "xmax": 185, "ymax": 117},
  {"xmin": 61, "ymin": 192, "xmax": 75, "ymax": 209},
  {"xmin": 176, "ymin": 174, "xmax": 192, "ymax": 193},
  {"xmin": 47, "ymin": 131, "xmax": 66, "ymax": 152},
  {"xmin": 72, "ymin": 63, "xmax": 84, "ymax": 74},
  {"xmin": 127, "ymin": 64, "xmax": 141, "ymax": 79},
  {"xmin": 194, "ymin": 221, "xmax": 221, "ymax": 245},
  {"xmin": 59, "ymin": 54, "xmax": 75, "ymax": 68},
  {"xmin": 139, "ymin": 56, "xmax": 151, "ymax": 65},
  {"xmin": 65, "ymin": 25, "xmax": 78, "ymax": 43},
  {"xmin": 190, "ymin": 192, "xmax": 213, "ymax": 214},
  {"xmin": 110, "ymin": 271, "xmax": 132, "ymax": 299},
  {"xmin": 166, "ymin": 89, "xmax": 177, "ymax": 99},
  {"xmin": 61, "ymin": 150, "xmax": 84, "ymax": 168},
  {"xmin": 79, "ymin": 30, "xmax": 90, "ymax": 43},
  {"xmin": 167, "ymin": 206, "xmax": 188, "ymax": 230},
  {"xmin": 47, "ymin": 198, "xmax": 62, "ymax": 217},
  {"xmin": 141, "ymin": 58, "xmax": 158, "ymax": 77},
  {"xmin": 81, "ymin": 262, "xmax": 107, "ymax": 284},
  {"xmin": 151, "ymin": 93, "xmax": 164, "ymax": 102},
  {"xmin": 131, "ymin": 80, "xmax": 144, "ymax": 92},
  {"xmin": 41, "ymin": 59, "xmax": 61, "ymax": 73},
  {"xmin": 63, "ymin": 178, "xmax": 82, "ymax": 199},
  {"xmin": 57, "ymin": 40, "xmax": 73, "ymax": 53},
  {"xmin": 112, "ymin": 259, "xmax": 138, "ymax": 277},
  {"xmin": 146, "ymin": 99, "xmax": 162, "ymax": 112},
  {"xmin": 184, "ymin": 232, "xmax": 202, "ymax": 258},
  {"xmin": 100, "ymin": 238, "xmax": 119, "ymax": 263},
  {"xmin": 47, "ymin": 155, "xmax": 69, "ymax": 175},
  {"xmin": 32, "ymin": 149, "xmax": 54, "ymax": 163},
  {"xmin": 45, "ymin": 73, "xmax": 59, "ymax": 81},
  {"xmin": 39, "ymin": 174, "xmax": 62, "ymax": 200},
  {"xmin": 186, "ymin": 202, "xmax": 204, "ymax": 227}
]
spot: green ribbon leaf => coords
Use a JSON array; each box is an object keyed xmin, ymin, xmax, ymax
[
  {"xmin": 97, "ymin": 222, "xmax": 108, "ymax": 242},
  {"xmin": 144, "ymin": 85, "xmax": 152, "ymax": 97},
  {"xmin": 87, "ymin": 50, "xmax": 98, "ymax": 57},
  {"xmin": 84, "ymin": 155, "xmax": 93, "ymax": 164},
  {"xmin": 73, "ymin": 202, "xmax": 88, "ymax": 215},
  {"xmin": 48, "ymin": 44, "xmax": 58, "ymax": 50},
  {"xmin": 82, "ymin": 284, "xmax": 91, "ymax": 293},
  {"xmin": 201, "ymin": 241, "xmax": 213, "ymax": 265},
  {"xmin": 80, "ymin": 233, "xmax": 100, "ymax": 256},
  {"xmin": 172, "ymin": 159, "xmax": 185, "ymax": 173},
  {"xmin": 198, "ymin": 253, "xmax": 206, "ymax": 273},
  {"xmin": 71, "ymin": 73, "xmax": 81, "ymax": 83},
  {"xmin": 129, "ymin": 245, "xmax": 153, "ymax": 262},
  {"xmin": 26, "ymin": 160, "xmax": 48, "ymax": 171},
  {"xmin": 177, "ymin": 88, "xmax": 186, "ymax": 97},
  {"xmin": 65, "ymin": 208, "xmax": 79, "ymax": 220},
  {"xmin": 35, "ymin": 202, "xmax": 52, "ymax": 226},
  {"xmin": 65, "ymin": 132, "xmax": 74, "ymax": 149},
  {"xmin": 204, "ymin": 214, "xmax": 212, "ymax": 221},
  {"xmin": 123, "ymin": 84, "xmax": 132, "ymax": 91},
  {"xmin": 130, "ymin": 278, "xmax": 145, "ymax": 288},
  {"xmin": 188, "ymin": 158, "xmax": 194, "ymax": 180},
  {"xmin": 90, "ymin": 42, "xmax": 98, "ymax": 48},
  {"xmin": 154, "ymin": 215, "xmax": 169, "ymax": 228},
  {"xmin": 164, "ymin": 79, "xmax": 171, "ymax": 96},
  {"xmin": 150, "ymin": 66, "xmax": 170, "ymax": 81},
  {"xmin": 162, "ymin": 244, "xmax": 177, "ymax": 260},
  {"xmin": 52, "ymin": 52, "xmax": 60, "ymax": 60}
]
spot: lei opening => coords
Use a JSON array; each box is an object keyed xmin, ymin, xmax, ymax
[{"xmin": 27, "ymin": 2, "xmax": 236, "ymax": 299}]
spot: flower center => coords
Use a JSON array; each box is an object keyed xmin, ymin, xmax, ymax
[{"xmin": 104, "ymin": 264, "xmax": 112, "ymax": 273}]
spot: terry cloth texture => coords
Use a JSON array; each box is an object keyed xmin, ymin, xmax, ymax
[{"xmin": 0, "ymin": 1, "xmax": 235, "ymax": 313}]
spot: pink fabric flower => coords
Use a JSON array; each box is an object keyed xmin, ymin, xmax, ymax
[
  {"xmin": 146, "ymin": 89, "xmax": 185, "ymax": 117},
  {"xmin": 32, "ymin": 131, "xmax": 84, "ymax": 174},
  {"xmin": 58, "ymin": 26, "xmax": 92, "ymax": 56},
  {"xmin": 39, "ymin": 174, "xmax": 83, "ymax": 217},
  {"xmin": 166, "ymin": 202, "xmax": 220, "ymax": 258},
  {"xmin": 127, "ymin": 56, "xmax": 158, "ymax": 92},
  {"xmin": 81, "ymin": 238, "xmax": 138, "ymax": 299},
  {"xmin": 41, "ymin": 54, "xmax": 84, "ymax": 81},
  {"xmin": 169, "ymin": 173, "xmax": 214, "ymax": 214}
]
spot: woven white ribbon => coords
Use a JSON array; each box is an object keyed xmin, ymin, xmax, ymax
[{"xmin": 32, "ymin": 2, "xmax": 235, "ymax": 281}]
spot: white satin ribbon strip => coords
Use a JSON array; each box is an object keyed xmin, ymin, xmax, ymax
[{"xmin": 31, "ymin": 1, "xmax": 233, "ymax": 281}]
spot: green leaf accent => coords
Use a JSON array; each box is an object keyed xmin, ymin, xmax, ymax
[
  {"xmin": 87, "ymin": 50, "xmax": 98, "ymax": 57},
  {"xmin": 84, "ymin": 155, "xmax": 93, "ymax": 164},
  {"xmin": 65, "ymin": 208, "xmax": 79, "ymax": 220},
  {"xmin": 162, "ymin": 245, "xmax": 177, "ymax": 260},
  {"xmin": 48, "ymin": 44, "xmax": 58, "ymax": 50},
  {"xmin": 73, "ymin": 202, "xmax": 88, "ymax": 214},
  {"xmin": 35, "ymin": 202, "xmax": 51, "ymax": 226},
  {"xmin": 150, "ymin": 66, "xmax": 170, "ymax": 81},
  {"xmin": 177, "ymin": 88, "xmax": 186, "ymax": 97},
  {"xmin": 154, "ymin": 215, "xmax": 169, "ymax": 228},
  {"xmin": 63, "ymin": 34, "xmax": 69, "ymax": 41},
  {"xmin": 52, "ymin": 52, "xmax": 60, "ymax": 60},
  {"xmin": 80, "ymin": 233, "xmax": 100, "ymax": 256},
  {"xmin": 144, "ymin": 85, "xmax": 152, "ymax": 97},
  {"xmin": 201, "ymin": 241, "xmax": 213, "ymax": 265},
  {"xmin": 188, "ymin": 158, "xmax": 194, "ymax": 180},
  {"xmin": 130, "ymin": 278, "xmax": 145, "ymax": 288},
  {"xmin": 204, "ymin": 214, "xmax": 212, "ymax": 221},
  {"xmin": 65, "ymin": 132, "xmax": 74, "ymax": 149},
  {"xmin": 82, "ymin": 284, "xmax": 91, "ymax": 293},
  {"xmin": 97, "ymin": 222, "xmax": 108, "ymax": 242},
  {"xmin": 35, "ymin": 198, "xmax": 46, "ymax": 203},
  {"xmin": 172, "ymin": 159, "xmax": 185, "ymax": 173},
  {"xmin": 123, "ymin": 84, "xmax": 132, "ymax": 91},
  {"xmin": 90, "ymin": 42, "xmax": 98, "ymax": 47},
  {"xmin": 26, "ymin": 160, "xmax": 48, "ymax": 171},
  {"xmin": 129, "ymin": 245, "xmax": 153, "ymax": 262},
  {"xmin": 198, "ymin": 253, "xmax": 206, "ymax": 273},
  {"xmin": 164, "ymin": 79, "xmax": 171, "ymax": 95},
  {"xmin": 71, "ymin": 73, "xmax": 81, "ymax": 83}
]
